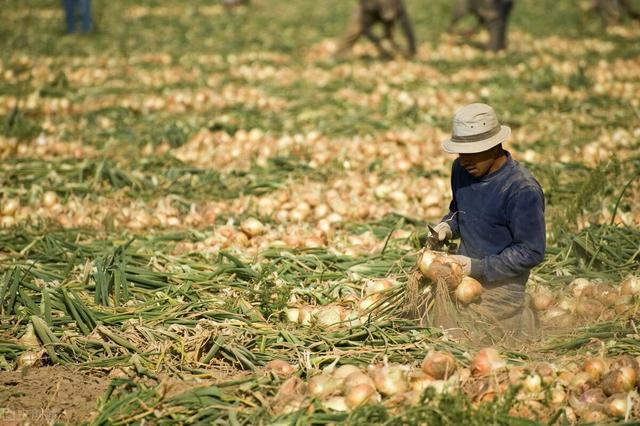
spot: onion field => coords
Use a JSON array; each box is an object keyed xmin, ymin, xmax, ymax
[{"xmin": 1, "ymin": 0, "xmax": 639, "ymax": 424}]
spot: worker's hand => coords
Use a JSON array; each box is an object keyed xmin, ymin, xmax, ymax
[
  {"xmin": 449, "ymin": 255, "xmax": 472, "ymax": 276},
  {"xmin": 432, "ymin": 222, "xmax": 452, "ymax": 242}
]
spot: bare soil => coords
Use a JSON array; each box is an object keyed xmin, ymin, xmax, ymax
[{"xmin": 0, "ymin": 366, "xmax": 110, "ymax": 426}]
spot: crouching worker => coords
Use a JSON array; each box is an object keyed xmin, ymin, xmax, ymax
[{"xmin": 430, "ymin": 103, "xmax": 545, "ymax": 346}]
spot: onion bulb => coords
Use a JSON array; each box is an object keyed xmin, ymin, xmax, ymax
[
  {"xmin": 16, "ymin": 351, "xmax": 41, "ymax": 369},
  {"xmin": 471, "ymin": 348, "xmax": 505, "ymax": 376},
  {"xmin": 531, "ymin": 290, "xmax": 554, "ymax": 311},
  {"xmin": 369, "ymin": 364, "xmax": 409, "ymax": 396},
  {"xmin": 569, "ymin": 371, "xmax": 593, "ymax": 393},
  {"xmin": 308, "ymin": 374, "xmax": 341, "ymax": 398},
  {"xmin": 344, "ymin": 371, "xmax": 375, "ymax": 390},
  {"xmin": 323, "ymin": 396, "xmax": 348, "ymax": 412},
  {"xmin": 42, "ymin": 191, "xmax": 59, "ymax": 208},
  {"xmin": 298, "ymin": 306, "xmax": 315, "ymax": 325},
  {"xmin": 522, "ymin": 373, "xmax": 542, "ymax": 393},
  {"xmin": 579, "ymin": 408, "xmax": 607, "ymax": 423},
  {"xmin": 1, "ymin": 198, "xmax": 19, "ymax": 216},
  {"xmin": 550, "ymin": 385, "xmax": 566, "ymax": 405},
  {"xmin": 285, "ymin": 307, "xmax": 299, "ymax": 323},
  {"xmin": 357, "ymin": 295, "xmax": 379, "ymax": 313},
  {"xmin": 333, "ymin": 364, "xmax": 361, "ymax": 381},
  {"xmin": 601, "ymin": 367, "xmax": 637, "ymax": 396},
  {"xmin": 410, "ymin": 371, "xmax": 435, "ymax": 392},
  {"xmin": 454, "ymin": 277, "xmax": 483, "ymax": 304},
  {"xmin": 621, "ymin": 275, "xmax": 640, "ymax": 295},
  {"xmin": 240, "ymin": 218, "xmax": 265, "ymax": 237},
  {"xmin": 575, "ymin": 297, "xmax": 604, "ymax": 318},
  {"xmin": 265, "ymin": 359, "xmax": 297, "ymax": 377},
  {"xmin": 605, "ymin": 393, "xmax": 629, "ymax": 417},
  {"xmin": 569, "ymin": 278, "xmax": 592, "ymax": 298},
  {"xmin": 583, "ymin": 357, "xmax": 607, "ymax": 381},
  {"xmin": 345, "ymin": 384, "xmax": 380, "ymax": 408},
  {"xmin": 421, "ymin": 350, "xmax": 457, "ymax": 380},
  {"xmin": 18, "ymin": 324, "xmax": 40, "ymax": 349},
  {"xmin": 418, "ymin": 250, "xmax": 438, "ymax": 277},
  {"xmin": 569, "ymin": 388, "xmax": 605, "ymax": 412},
  {"xmin": 363, "ymin": 279, "xmax": 394, "ymax": 296},
  {"xmin": 315, "ymin": 305, "xmax": 343, "ymax": 326}
]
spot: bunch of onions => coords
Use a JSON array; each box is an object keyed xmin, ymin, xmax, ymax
[
  {"xmin": 471, "ymin": 348, "xmax": 505, "ymax": 377},
  {"xmin": 308, "ymin": 374, "xmax": 342, "ymax": 398},
  {"xmin": 368, "ymin": 364, "xmax": 409, "ymax": 396},
  {"xmin": 421, "ymin": 350, "xmax": 457, "ymax": 380},
  {"xmin": 345, "ymin": 384, "xmax": 380, "ymax": 409},
  {"xmin": 265, "ymin": 359, "xmax": 297, "ymax": 377},
  {"xmin": 454, "ymin": 277, "xmax": 483, "ymax": 304},
  {"xmin": 601, "ymin": 367, "xmax": 637, "ymax": 396}
]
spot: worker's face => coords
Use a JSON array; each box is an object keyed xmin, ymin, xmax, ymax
[{"xmin": 458, "ymin": 148, "xmax": 499, "ymax": 178}]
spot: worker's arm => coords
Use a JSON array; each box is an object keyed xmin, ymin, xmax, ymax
[
  {"xmin": 439, "ymin": 162, "xmax": 461, "ymax": 239},
  {"xmin": 469, "ymin": 186, "xmax": 546, "ymax": 282}
]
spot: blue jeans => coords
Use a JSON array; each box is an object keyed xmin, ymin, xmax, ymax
[{"xmin": 62, "ymin": 0, "xmax": 92, "ymax": 33}]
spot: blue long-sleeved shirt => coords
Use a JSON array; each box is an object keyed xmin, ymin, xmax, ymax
[{"xmin": 441, "ymin": 151, "xmax": 545, "ymax": 286}]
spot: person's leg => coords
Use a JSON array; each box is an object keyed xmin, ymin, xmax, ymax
[
  {"xmin": 62, "ymin": 0, "xmax": 76, "ymax": 33},
  {"xmin": 485, "ymin": 0, "xmax": 512, "ymax": 51},
  {"xmin": 335, "ymin": 4, "xmax": 364, "ymax": 57},
  {"xmin": 79, "ymin": 0, "xmax": 93, "ymax": 32}
]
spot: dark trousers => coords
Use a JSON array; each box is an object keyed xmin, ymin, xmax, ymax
[
  {"xmin": 62, "ymin": 0, "xmax": 92, "ymax": 33},
  {"xmin": 486, "ymin": 0, "xmax": 513, "ymax": 51}
]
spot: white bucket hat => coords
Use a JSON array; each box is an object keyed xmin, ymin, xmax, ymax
[{"xmin": 442, "ymin": 103, "xmax": 511, "ymax": 154}]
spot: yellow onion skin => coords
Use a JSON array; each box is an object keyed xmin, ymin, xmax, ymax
[
  {"xmin": 620, "ymin": 275, "xmax": 640, "ymax": 296},
  {"xmin": 333, "ymin": 364, "xmax": 362, "ymax": 381},
  {"xmin": 421, "ymin": 351, "xmax": 457, "ymax": 380},
  {"xmin": 579, "ymin": 408, "xmax": 608, "ymax": 423},
  {"xmin": 454, "ymin": 277, "xmax": 483, "ymax": 304},
  {"xmin": 369, "ymin": 364, "xmax": 409, "ymax": 396},
  {"xmin": 265, "ymin": 360, "xmax": 297, "ymax": 378},
  {"xmin": 583, "ymin": 357, "xmax": 607, "ymax": 381},
  {"xmin": 345, "ymin": 384, "xmax": 380, "ymax": 409},
  {"xmin": 471, "ymin": 348, "xmax": 505, "ymax": 377},
  {"xmin": 323, "ymin": 396, "xmax": 348, "ymax": 412},
  {"xmin": 344, "ymin": 372, "xmax": 375, "ymax": 391},
  {"xmin": 308, "ymin": 374, "xmax": 341, "ymax": 398},
  {"xmin": 417, "ymin": 250, "xmax": 438, "ymax": 277},
  {"xmin": 531, "ymin": 290, "xmax": 554, "ymax": 311},
  {"xmin": 605, "ymin": 393, "xmax": 629, "ymax": 417}
]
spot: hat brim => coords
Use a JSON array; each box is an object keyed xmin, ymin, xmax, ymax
[{"xmin": 442, "ymin": 126, "xmax": 511, "ymax": 154}]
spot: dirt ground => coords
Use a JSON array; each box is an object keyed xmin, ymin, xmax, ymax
[{"xmin": 0, "ymin": 366, "xmax": 110, "ymax": 426}]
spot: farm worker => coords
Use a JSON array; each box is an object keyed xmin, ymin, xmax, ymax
[
  {"xmin": 447, "ymin": 0, "xmax": 514, "ymax": 52},
  {"xmin": 592, "ymin": 0, "xmax": 640, "ymax": 26},
  {"xmin": 62, "ymin": 0, "xmax": 93, "ymax": 34},
  {"xmin": 431, "ymin": 103, "xmax": 545, "ymax": 344}
]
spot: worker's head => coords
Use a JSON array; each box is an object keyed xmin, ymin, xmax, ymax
[
  {"xmin": 458, "ymin": 144, "xmax": 504, "ymax": 177},
  {"xmin": 442, "ymin": 103, "xmax": 511, "ymax": 177}
]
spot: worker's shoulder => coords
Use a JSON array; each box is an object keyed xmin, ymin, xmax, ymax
[{"xmin": 508, "ymin": 160, "xmax": 543, "ymax": 195}]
